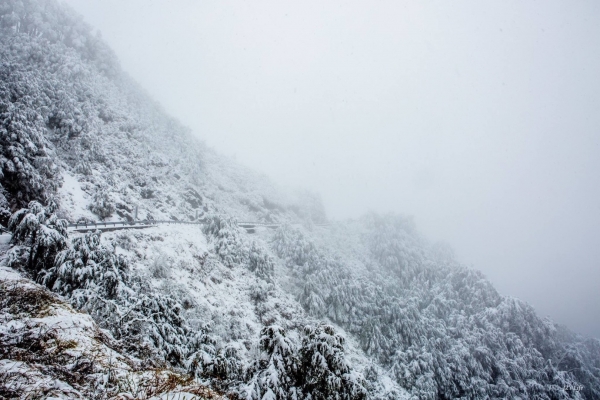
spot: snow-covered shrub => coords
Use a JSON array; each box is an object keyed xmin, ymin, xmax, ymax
[
  {"xmin": 202, "ymin": 214, "xmax": 246, "ymax": 268},
  {"xmin": 244, "ymin": 324, "xmax": 367, "ymax": 400},
  {"xmin": 0, "ymin": 63, "xmax": 58, "ymax": 207},
  {"xmin": 272, "ymin": 225, "xmax": 318, "ymax": 268},
  {"xmin": 75, "ymin": 160, "xmax": 93, "ymax": 176},
  {"xmin": 7, "ymin": 200, "xmax": 68, "ymax": 275},
  {"xmin": 150, "ymin": 252, "xmax": 171, "ymax": 279},
  {"xmin": 128, "ymin": 290, "xmax": 197, "ymax": 366},
  {"xmin": 114, "ymin": 231, "xmax": 135, "ymax": 250},
  {"xmin": 361, "ymin": 363, "xmax": 403, "ymax": 399},
  {"xmin": 202, "ymin": 215, "xmax": 275, "ymax": 281},
  {"xmin": 244, "ymin": 325, "xmax": 301, "ymax": 400},
  {"xmin": 250, "ymin": 281, "xmax": 271, "ymax": 304},
  {"xmin": 299, "ymin": 325, "xmax": 367, "ymax": 400},
  {"xmin": 213, "ymin": 345, "xmax": 244, "ymax": 381},
  {"xmin": 187, "ymin": 333, "xmax": 216, "ymax": 375},
  {"xmin": 47, "ymin": 98, "xmax": 88, "ymax": 140},
  {"xmin": 300, "ymin": 277, "xmax": 326, "ymax": 317},
  {"xmin": 358, "ymin": 317, "xmax": 390, "ymax": 358},
  {"xmin": 0, "ymin": 186, "xmax": 11, "ymax": 226},
  {"xmin": 89, "ymin": 187, "xmax": 115, "ymax": 220},
  {"xmin": 248, "ymin": 241, "xmax": 274, "ymax": 282},
  {"xmin": 6, "ymin": 204, "xmax": 203, "ymax": 369},
  {"xmin": 162, "ymin": 279, "xmax": 196, "ymax": 311},
  {"xmin": 140, "ymin": 187, "xmax": 155, "ymax": 199},
  {"xmin": 192, "ymin": 343, "xmax": 243, "ymax": 388},
  {"xmin": 43, "ymin": 230, "xmax": 128, "ymax": 299}
]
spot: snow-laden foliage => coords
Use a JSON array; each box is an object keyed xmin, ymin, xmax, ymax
[
  {"xmin": 203, "ymin": 214, "xmax": 275, "ymax": 282},
  {"xmin": 0, "ymin": 63, "xmax": 58, "ymax": 214},
  {"xmin": 7, "ymin": 199, "xmax": 67, "ymax": 273},
  {"xmin": 88, "ymin": 186, "xmax": 115, "ymax": 220},
  {"xmin": 244, "ymin": 324, "xmax": 367, "ymax": 400},
  {"xmin": 272, "ymin": 224, "xmax": 318, "ymax": 269},
  {"xmin": 244, "ymin": 325, "xmax": 301, "ymax": 400},
  {"xmin": 7, "ymin": 203, "xmax": 203, "ymax": 369},
  {"xmin": 45, "ymin": 229, "xmax": 127, "ymax": 298},
  {"xmin": 272, "ymin": 220, "xmax": 599, "ymax": 399},
  {"xmin": 2, "ymin": 0, "xmax": 600, "ymax": 398},
  {"xmin": 187, "ymin": 330, "xmax": 244, "ymax": 388},
  {"xmin": 0, "ymin": 266, "xmax": 224, "ymax": 399},
  {"xmin": 0, "ymin": 0, "xmax": 121, "ymax": 218},
  {"xmin": 299, "ymin": 324, "xmax": 368, "ymax": 400},
  {"xmin": 248, "ymin": 241, "xmax": 275, "ymax": 283},
  {"xmin": 0, "ymin": 0, "xmax": 119, "ymax": 74},
  {"xmin": 203, "ymin": 214, "xmax": 246, "ymax": 269}
]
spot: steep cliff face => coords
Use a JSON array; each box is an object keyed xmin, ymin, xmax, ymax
[{"xmin": 1, "ymin": 1, "xmax": 599, "ymax": 399}]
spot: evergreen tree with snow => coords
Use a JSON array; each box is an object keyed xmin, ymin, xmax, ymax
[
  {"xmin": 89, "ymin": 187, "xmax": 115, "ymax": 220},
  {"xmin": 245, "ymin": 325, "xmax": 301, "ymax": 400},
  {"xmin": 299, "ymin": 324, "xmax": 367, "ymax": 400},
  {"xmin": 7, "ymin": 199, "xmax": 67, "ymax": 274},
  {"xmin": 248, "ymin": 241, "xmax": 275, "ymax": 282},
  {"xmin": 0, "ymin": 64, "xmax": 58, "ymax": 211},
  {"xmin": 203, "ymin": 214, "xmax": 246, "ymax": 268}
]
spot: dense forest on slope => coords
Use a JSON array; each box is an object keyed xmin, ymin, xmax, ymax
[{"xmin": 1, "ymin": 1, "xmax": 599, "ymax": 399}]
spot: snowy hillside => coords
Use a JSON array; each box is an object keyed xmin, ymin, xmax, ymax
[{"xmin": 1, "ymin": 1, "xmax": 600, "ymax": 399}]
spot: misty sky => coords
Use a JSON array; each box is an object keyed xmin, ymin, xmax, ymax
[{"xmin": 62, "ymin": 0, "xmax": 600, "ymax": 337}]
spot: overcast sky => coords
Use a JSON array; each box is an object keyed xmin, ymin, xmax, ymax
[{"xmin": 62, "ymin": 0, "xmax": 600, "ymax": 337}]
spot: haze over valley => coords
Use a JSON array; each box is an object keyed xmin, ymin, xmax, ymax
[
  {"xmin": 63, "ymin": 0, "xmax": 600, "ymax": 338},
  {"xmin": 1, "ymin": 1, "xmax": 600, "ymax": 398}
]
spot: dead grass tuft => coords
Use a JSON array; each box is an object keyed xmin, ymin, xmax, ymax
[{"xmin": 0, "ymin": 281, "xmax": 59, "ymax": 318}]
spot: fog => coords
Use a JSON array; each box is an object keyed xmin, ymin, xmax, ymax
[{"xmin": 62, "ymin": 0, "xmax": 600, "ymax": 337}]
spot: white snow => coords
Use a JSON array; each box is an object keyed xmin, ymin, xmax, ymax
[
  {"xmin": 58, "ymin": 170, "xmax": 95, "ymax": 222},
  {"xmin": 0, "ymin": 265, "xmax": 138, "ymax": 398},
  {"xmin": 149, "ymin": 392, "xmax": 202, "ymax": 400}
]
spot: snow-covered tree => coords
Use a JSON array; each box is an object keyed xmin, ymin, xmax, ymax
[
  {"xmin": 300, "ymin": 278, "xmax": 326, "ymax": 317},
  {"xmin": 1, "ymin": 1, "xmax": 599, "ymax": 397},
  {"xmin": 272, "ymin": 225, "xmax": 318, "ymax": 268},
  {"xmin": 7, "ymin": 199, "xmax": 67, "ymax": 274},
  {"xmin": 248, "ymin": 241, "xmax": 275, "ymax": 282},
  {"xmin": 244, "ymin": 325, "xmax": 300, "ymax": 400},
  {"xmin": 299, "ymin": 325, "xmax": 367, "ymax": 400},
  {"xmin": 0, "ymin": 64, "xmax": 58, "ymax": 208},
  {"xmin": 44, "ymin": 230, "xmax": 127, "ymax": 298},
  {"xmin": 89, "ymin": 186, "xmax": 115, "ymax": 220},
  {"xmin": 203, "ymin": 214, "xmax": 246, "ymax": 268}
]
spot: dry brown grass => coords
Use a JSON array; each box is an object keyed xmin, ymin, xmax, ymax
[
  {"xmin": 0, "ymin": 281, "xmax": 59, "ymax": 318},
  {"xmin": 112, "ymin": 369, "xmax": 227, "ymax": 400}
]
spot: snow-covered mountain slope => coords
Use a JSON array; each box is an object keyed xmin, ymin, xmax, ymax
[
  {"xmin": 0, "ymin": 264, "xmax": 225, "ymax": 400},
  {"xmin": 1, "ymin": 1, "xmax": 599, "ymax": 399}
]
